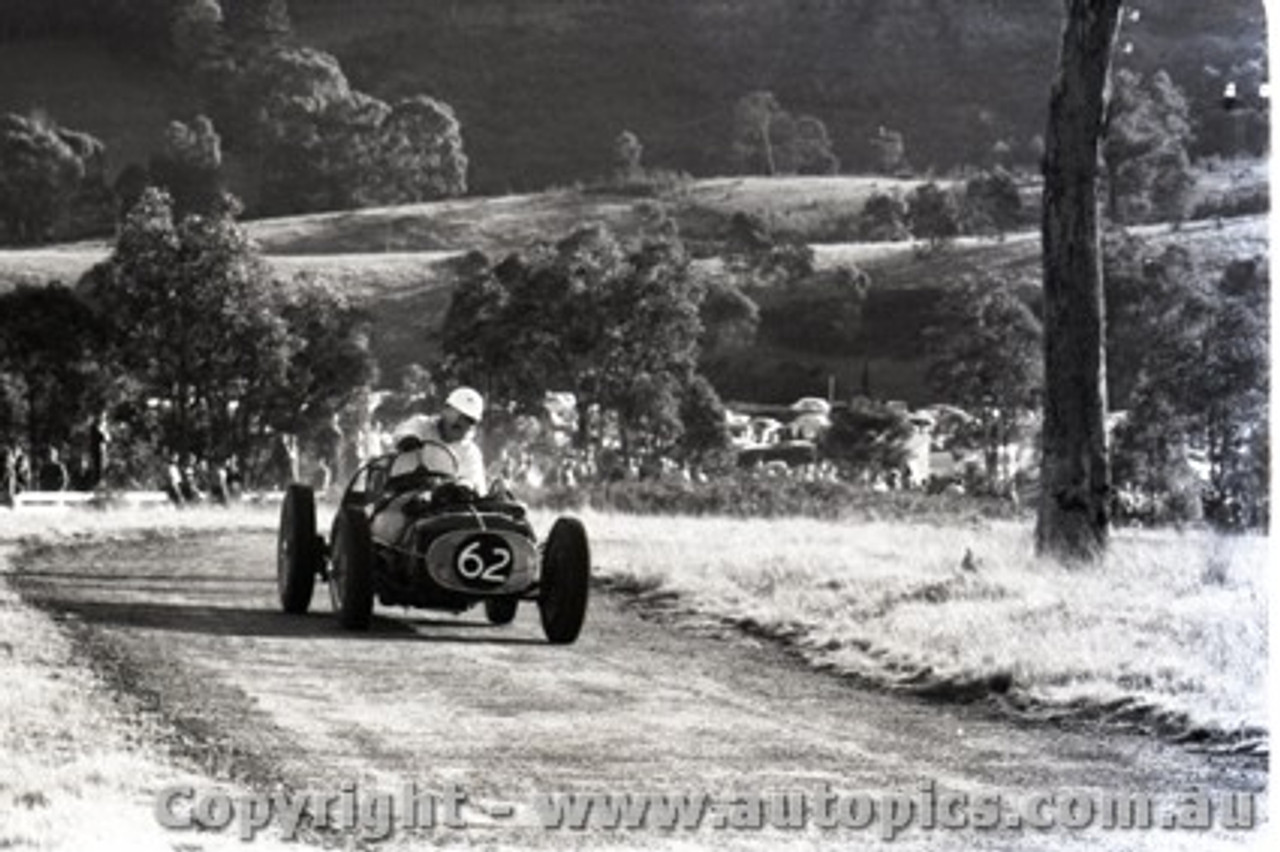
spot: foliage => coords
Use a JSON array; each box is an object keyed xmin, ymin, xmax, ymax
[
  {"xmin": 84, "ymin": 188, "xmax": 290, "ymax": 460},
  {"xmin": 79, "ymin": 188, "xmax": 371, "ymax": 468},
  {"xmin": 613, "ymin": 129, "xmax": 644, "ymax": 179},
  {"xmin": 1104, "ymin": 69, "xmax": 1195, "ymax": 223},
  {"xmin": 1109, "ymin": 244, "xmax": 1269, "ymax": 529},
  {"xmin": 819, "ymin": 399, "xmax": 913, "ymax": 478},
  {"xmin": 2, "ymin": 0, "xmax": 1263, "ymax": 196},
  {"xmin": 529, "ymin": 474, "xmax": 1018, "ymax": 523},
  {"xmin": 924, "ymin": 276, "xmax": 1042, "ymax": 483},
  {"xmin": 697, "ymin": 273, "xmax": 760, "ymax": 357},
  {"xmin": 170, "ymin": 0, "xmax": 224, "ymax": 70},
  {"xmin": 235, "ymin": 46, "xmax": 467, "ymax": 214},
  {"xmin": 758, "ymin": 265, "xmax": 871, "ymax": 355},
  {"xmin": 443, "ymin": 226, "xmax": 714, "ymax": 468},
  {"xmin": 359, "ymin": 95, "xmax": 468, "ymax": 205},
  {"xmin": 376, "ymin": 363, "xmax": 441, "ymax": 426},
  {"xmin": 112, "ymin": 163, "xmax": 150, "ymax": 221},
  {"xmin": 961, "ymin": 169, "xmax": 1023, "ymax": 237},
  {"xmin": 0, "ymin": 284, "xmax": 110, "ymax": 452},
  {"xmin": 730, "ymin": 91, "xmax": 838, "ymax": 176},
  {"xmin": 223, "ymin": 0, "xmax": 290, "ymax": 44},
  {"xmin": 677, "ymin": 373, "xmax": 731, "ymax": 468},
  {"xmin": 905, "ymin": 182, "xmax": 960, "ymax": 250},
  {"xmin": 1103, "ymin": 232, "xmax": 1193, "ymax": 409},
  {"xmin": 869, "ymin": 126, "xmax": 907, "ymax": 175},
  {"xmin": 722, "ymin": 212, "xmax": 816, "ymax": 291},
  {"xmin": 0, "ymin": 112, "xmax": 105, "ymax": 244},
  {"xmin": 856, "ymin": 191, "xmax": 910, "ymax": 241},
  {"xmin": 149, "ymin": 115, "xmax": 224, "ymax": 216},
  {"xmin": 268, "ymin": 274, "xmax": 377, "ymax": 439}
]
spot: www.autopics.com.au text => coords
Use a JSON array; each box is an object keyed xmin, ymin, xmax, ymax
[{"xmin": 154, "ymin": 781, "xmax": 1259, "ymax": 841}]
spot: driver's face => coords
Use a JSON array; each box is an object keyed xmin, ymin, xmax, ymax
[{"xmin": 439, "ymin": 406, "xmax": 476, "ymax": 442}]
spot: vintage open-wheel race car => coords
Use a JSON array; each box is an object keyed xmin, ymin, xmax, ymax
[{"xmin": 275, "ymin": 439, "xmax": 590, "ymax": 644}]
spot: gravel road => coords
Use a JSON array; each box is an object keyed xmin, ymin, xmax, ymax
[{"xmin": 8, "ymin": 532, "xmax": 1266, "ymax": 850}]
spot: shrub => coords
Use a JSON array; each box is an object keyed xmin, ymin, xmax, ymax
[{"xmin": 523, "ymin": 474, "xmax": 1019, "ymax": 523}]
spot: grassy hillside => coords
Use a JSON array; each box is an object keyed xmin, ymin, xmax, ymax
[
  {"xmin": 713, "ymin": 215, "xmax": 1269, "ymax": 404},
  {"xmin": 0, "ymin": 172, "xmax": 1265, "ymax": 404}
]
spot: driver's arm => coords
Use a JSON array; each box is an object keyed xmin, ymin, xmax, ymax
[{"xmin": 456, "ymin": 441, "xmax": 486, "ymax": 494}]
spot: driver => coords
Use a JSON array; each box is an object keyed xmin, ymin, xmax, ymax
[{"xmin": 391, "ymin": 386, "xmax": 487, "ymax": 493}]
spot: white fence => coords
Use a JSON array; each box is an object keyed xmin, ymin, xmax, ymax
[{"xmin": 5, "ymin": 490, "xmax": 285, "ymax": 511}]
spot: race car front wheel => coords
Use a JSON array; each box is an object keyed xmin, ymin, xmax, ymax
[
  {"xmin": 278, "ymin": 484, "xmax": 318, "ymax": 614},
  {"xmin": 538, "ymin": 517, "xmax": 590, "ymax": 644},
  {"xmin": 330, "ymin": 508, "xmax": 374, "ymax": 630}
]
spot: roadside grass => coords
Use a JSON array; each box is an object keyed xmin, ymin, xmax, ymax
[
  {"xmin": 0, "ymin": 504, "xmax": 276, "ymax": 545},
  {"xmin": 0, "ymin": 564, "xmax": 186, "ymax": 850},
  {"xmin": 0, "ymin": 524, "xmax": 296, "ymax": 850},
  {"xmin": 566, "ymin": 511, "xmax": 1267, "ymax": 745}
]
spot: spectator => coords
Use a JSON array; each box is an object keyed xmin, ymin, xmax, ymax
[
  {"xmin": 165, "ymin": 455, "xmax": 186, "ymax": 506},
  {"xmin": 225, "ymin": 456, "xmax": 244, "ymax": 499},
  {"xmin": 88, "ymin": 413, "xmax": 111, "ymax": 488},
  {"xmin": 316, "ymin": 413, "xmax": 345, "ymax": 485},
  {"xmin": 37, "ymin": 447, "xmax": 70, "ymax": 492},
  {"xmin": 208, "ymin": 459, "xmax": 231, "ymax": 505},
  {"xmin": 1, "ymin": 444, "xmax": 14, "ymax": 505},
  {"xmin": 13, "ymin": 447, "xmax": 30, "ymax": 494},
  {"xmin": 180, "ymin": 456, "xmax": 206, "ymax": 503},
  {"xmin": 311, "ymin": 457, "xmax": 332, "ymax": 492},
  {"xmin": 268, "ymin": 432, "xmax": 299, "ymax": 489}
]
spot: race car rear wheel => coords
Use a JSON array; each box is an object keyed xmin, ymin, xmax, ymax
[
  {"xmin": 484, "ymin": 598, "xmax": 519, "ymax": 626},
  {"xmin": 330, "ymin": 508, "xmax": 374, "ymax": 630},
  {"xmin": 538, "ymin": 517, "xmax": 590, "ymax": 645},
  {"xmin": 277, "ymin": 484, "xmax": 318, "ymax": 614}
]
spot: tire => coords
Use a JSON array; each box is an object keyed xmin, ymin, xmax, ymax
[
  {"xmin": 538, "ymin": 517, "xmax": 590, "ymax": 644},
  {"xmin": 277, "ymin": 484, "xmax": 318, "ymax": 614},
  {"xmin": 484, "ymin": 598, "xmax": 519, "ymax": 626},
  {"xmin": 329, "ymin": 508, "xmax": 374, "ymax": 631}
]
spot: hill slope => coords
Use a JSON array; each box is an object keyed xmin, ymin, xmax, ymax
[{"xmin": 0, "ymin": 177, "xmax": 1265, "ymax": 404}]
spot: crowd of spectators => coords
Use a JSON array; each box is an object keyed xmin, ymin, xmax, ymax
[{"xmin": 1, "ymin": 418, "xmax": 108, "ymax": 504}]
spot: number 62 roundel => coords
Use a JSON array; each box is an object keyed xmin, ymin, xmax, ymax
[{"xmin": 452, "ymin": 534, "xmax": 515, "ymax": 587}]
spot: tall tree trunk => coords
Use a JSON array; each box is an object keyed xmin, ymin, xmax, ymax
[{"xmin": 1036, "ymin": 0, "xmax": 1122, "ymax": 560}]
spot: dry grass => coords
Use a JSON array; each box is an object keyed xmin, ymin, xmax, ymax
[
  {"xmin": 0, "ymin": 526, "xmax": 296, "ymax": 850},
  {"xmin": 244, "ymin": 190, "xmax": 646, "ymax": 256},
  {"xmin": 0, "ymin": 504, "xmax": 278, "ymax": 545},
  {"xmin": 565, "ymin": 511, "xmax": 1267, "ymax": 740}
]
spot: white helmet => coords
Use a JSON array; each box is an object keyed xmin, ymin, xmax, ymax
[{"xmin": 445, "ymin": 386, "xmax": 485, "ymax": 423}]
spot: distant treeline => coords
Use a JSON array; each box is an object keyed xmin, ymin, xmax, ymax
[{"xmin": 1, "ymin": 0, "xmax": 1268, "ymax": 192}]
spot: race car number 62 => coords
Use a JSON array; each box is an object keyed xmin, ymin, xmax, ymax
[{"xmin": 456, "ymin": 540, "xmax": 511, "ymax": 583}]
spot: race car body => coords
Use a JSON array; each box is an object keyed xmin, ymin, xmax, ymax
[{"xmin": 276, "ymin": 440, "xmax": 590, "ymax": 644}]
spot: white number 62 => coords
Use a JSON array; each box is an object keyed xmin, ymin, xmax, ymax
[{"xmin": 456, "ymin": 540, "xmax": 511, "ymax": 583}]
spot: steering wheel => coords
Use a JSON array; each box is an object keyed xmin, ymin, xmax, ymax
[{"xmin": 415, "ymin": 438, "xmax": 460, "ymax": 479}]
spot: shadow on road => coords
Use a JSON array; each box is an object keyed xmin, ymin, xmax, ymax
[
  {"xmin": 13, "ymin": 570, "xmax": 274, "ymax": 585},
  {"xmin": 31, "ymin": 597, "xmax": 549, "ymax": 645}
]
